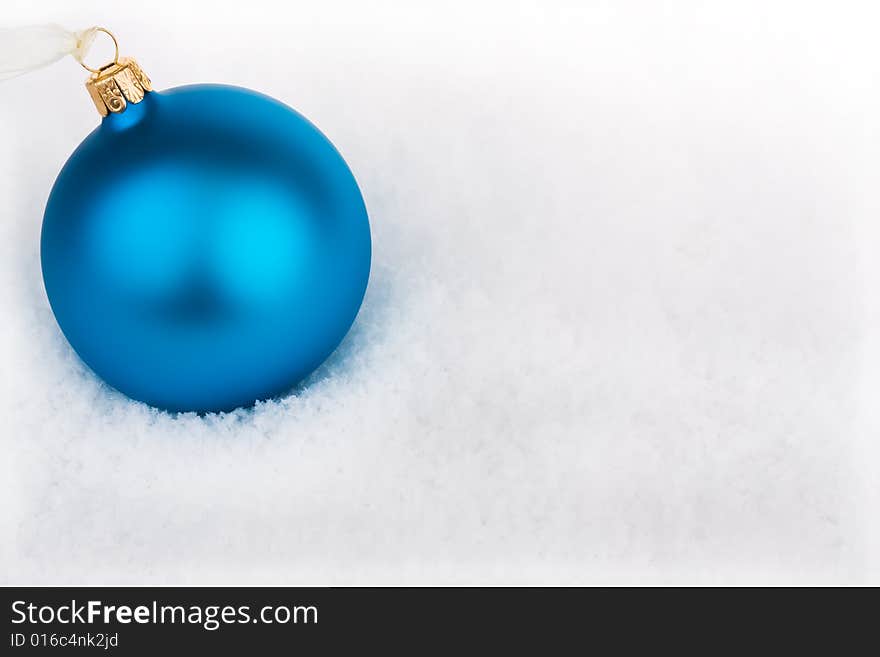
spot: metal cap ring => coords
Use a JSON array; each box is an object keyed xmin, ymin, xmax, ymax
[{"xmin": 79, "ymin": 27, "xmax": 120, "ymax": 74}]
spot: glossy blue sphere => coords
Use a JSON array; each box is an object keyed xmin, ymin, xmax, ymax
[{"xmin": 41, "ymin": 85, "xmax": 371, "ymax": 413}]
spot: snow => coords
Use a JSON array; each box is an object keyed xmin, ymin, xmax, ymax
[{"xmin": 0, "ymin": 0, "xmax": 878, "ymax": 584}]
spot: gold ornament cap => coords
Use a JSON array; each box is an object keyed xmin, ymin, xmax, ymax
[{"xmin": 81, "ymin": 29, "xmax": 152, "ymax": 116}]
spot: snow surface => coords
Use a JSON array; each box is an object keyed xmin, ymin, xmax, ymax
[{"xmin": 1, "ymin": 0, "xmax": 879, "ymax": 584}]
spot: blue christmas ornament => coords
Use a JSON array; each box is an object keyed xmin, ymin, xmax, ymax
[{"xmin": 40, "ymin": 45, "xmax": 370, "ymax": 412}]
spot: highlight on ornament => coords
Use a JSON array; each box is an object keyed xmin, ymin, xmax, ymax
[{"xmin": 3, "ymin": 25, "xmax": 372, "ymax": 413}]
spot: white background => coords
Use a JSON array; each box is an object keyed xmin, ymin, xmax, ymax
[{"xmin": 1, "ymin": 0, "xmax": 878, "ymax": 584}]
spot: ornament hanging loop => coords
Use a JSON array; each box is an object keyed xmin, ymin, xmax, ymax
[{"xmin": 77, "ymin": 27, "xmax": 119, "ymax": 74}]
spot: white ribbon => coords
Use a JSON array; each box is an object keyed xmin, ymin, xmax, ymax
[{"xmin": 0, "ymin": 24, "xmax": 98, "ymax": 81}]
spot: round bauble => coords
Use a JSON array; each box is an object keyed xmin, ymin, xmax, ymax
[{"xmin": 41, "ymin": 84, "xmax": 371, "ymax": 412}]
